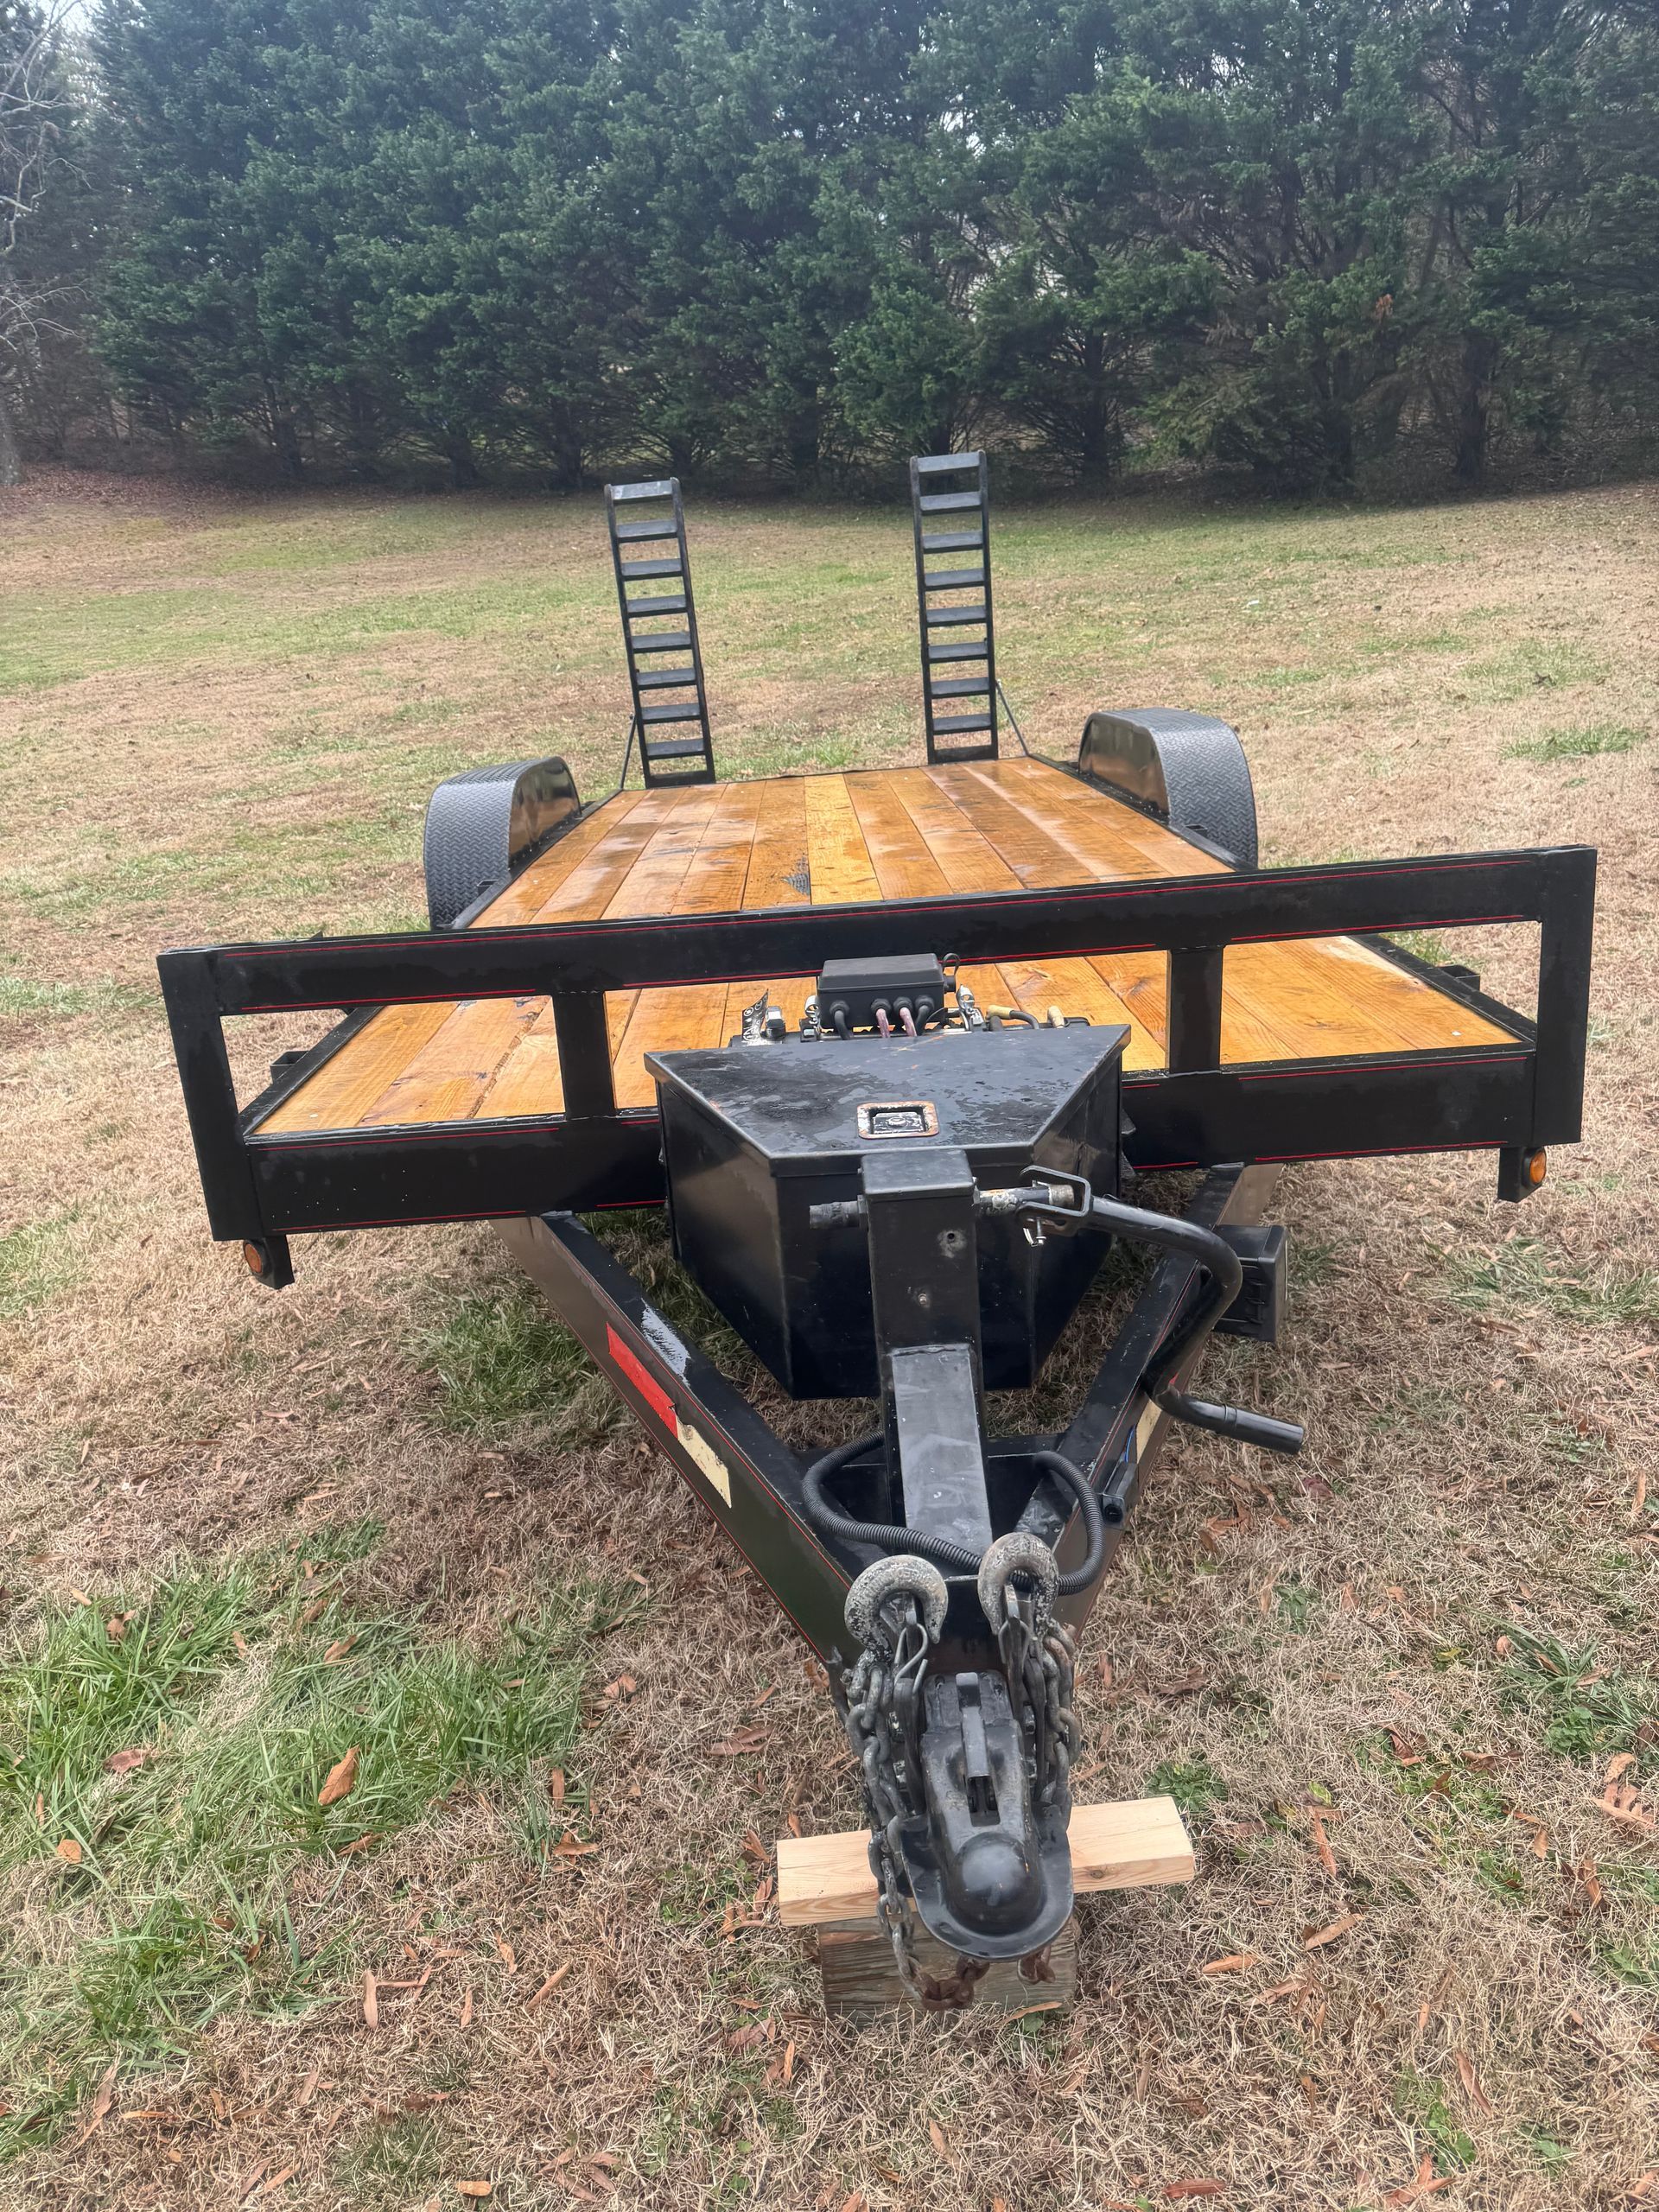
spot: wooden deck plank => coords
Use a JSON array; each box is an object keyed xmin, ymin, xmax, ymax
[
  {"xmin": 741, "ymin": 776, "xmax": 812, "ymax": 909},
  {"xmin": 260, "ymin": 1001, "xmax": 458, "ymax": 1134},
  {"xmin": 882, "ymin": 769, "xmax": 1021, "ymax": 893},
  {"xmin": 803, "ymin": 774, "xmax": 882, "ymax": 903},
  {"xmin": 995, "ymin": 954, "xmax": 1164, "ymax": 1070},
  {"xmin": 261, "ymin": 758, "xmax": 1513, "ymax": 1135},
  {"xmin": 611, "ymin": 982, "xmax": 734, "ymax": 1109},
  {"xmin": 843, "ymin": 772, "xmax": 953, "ymax": 899},
  {"xmin": 1312, "ymin": 934, "xmax": 1510, "ymax": 1050},
  {"xmin": 479, "ymin": 789, "xmax": 646, "ymax": 926},
  {"xmin": 995, "ymin": 756, "xmax": 1230, "ymax": 876},
  {"xmin": 357, "ymin": 995, "xmax": 544, "ymax": 1127},
  {"xmin": 472, "ymin": 1001, "xmax": 565, "ymax": 1118}
]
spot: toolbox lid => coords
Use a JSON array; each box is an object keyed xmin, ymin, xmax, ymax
[{"xmin": 645, "ymin": 1026, "xmax": 1128, "ymax": 1177}]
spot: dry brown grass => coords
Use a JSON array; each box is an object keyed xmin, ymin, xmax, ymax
[{"xmin": 2, "ymin": 471, "xmax": 1656, "ymax": 2212}]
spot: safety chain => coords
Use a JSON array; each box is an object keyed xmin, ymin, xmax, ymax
[{"xmin": 833, "ymin": 1544, "xmax": 1081, "ymax": 2012}]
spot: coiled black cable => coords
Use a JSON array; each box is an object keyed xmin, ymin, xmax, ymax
[{"xmin": 801, "ymin": 1433, "xmax": 1107, "ymax": 1595}]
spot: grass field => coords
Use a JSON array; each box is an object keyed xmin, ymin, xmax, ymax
[{"xmin": 2, "ymin": 467, "xmax": 1656, "ymax": 2212}]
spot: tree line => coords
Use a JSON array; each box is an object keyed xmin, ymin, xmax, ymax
[{"xmin": 4, "ymin": 0, "xmax": 1657, "ymax": 494}]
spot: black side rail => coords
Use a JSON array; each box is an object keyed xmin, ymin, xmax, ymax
[{"xmin": 157, "ymin": 843, "xmax": 1594, "ymax": 1267}]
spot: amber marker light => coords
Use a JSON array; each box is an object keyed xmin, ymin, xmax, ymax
[{"xmin": 1526, "ymin": 1148, "xmax": 1548, "ymax": 1188}]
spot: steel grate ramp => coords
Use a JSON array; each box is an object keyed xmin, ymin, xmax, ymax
[
  {"xmin": 909, "ymin": 450, "xmax": 1000, "ymax": 765},
  {"xmin": 605, "ymin": 476, "xmax": 716, "ymax": 786}
]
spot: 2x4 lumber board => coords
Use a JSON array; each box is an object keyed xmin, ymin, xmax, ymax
[
  {"xmin": 471, "ymin": 1001, "xmax": 565, "ymax": 1119},
  {"xmin": 477, "ymin": 790, "xmax": 646, "ymax": 927},
  {"xmin": 803, "ymin": 773, "xmax": 882, "ymax": 903},
  {"xmin": 776, "ymin": 1796, "xmax": 1193, "ymax": 1929},
  {"xmin": 260, "ymin": 1001, "xmax": 458, "ymax": 1134},
  {"xmin": 518, "ymin": 791, "xmax": 684, "ymax": 924},
  {"xmin": 1224, "ymin": 940, "xmax": 1406, "ymax": 1060},
  {"xmin": 357, "ymin": 995, "xmax": 543, "ymax": 1127}
]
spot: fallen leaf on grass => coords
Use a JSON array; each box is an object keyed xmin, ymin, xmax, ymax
[
  {"xmin": 926, "ymin": 2120, "xmax": 960, "ymax": 2170},
  {"xmin": 259, "ymin": 2166, "xmax": 297, "ymax": 2196},
  {"xmin": 458, "ymin": 1986, "xmax": 474, "ymax": 2029},
  {"xmin": 710, "ymin": 1726, "xmax": 768, "ymax": 1756},
  {"xmin": 1302, "ymin": 1912, "xmax": 1362, "ymax": 1950},
  {"xmin": 601, "ymin": 1674, "xmax": 636, "ymax": 1700},
  {"xmin": 73, "ymin": 2062, "xmax": 117, "ymax": 2146},
  {"xmin": 1251, "ymin": 1978, "xmax": 1309, "ymax": 2007},
  {"xmin": 495, "ymin": 1936, "xmax": 517, "ymax": 1973},
  {"xmin": 527, "ymin": 1964, "xmax": 570, "ymax": 2010},
  {"xmin": 1201, "ymin": 1954, "xmax": 1257, "ymax": 1975},
  {"xmin": 1453, "ymin": 2050, "xmax": 1494, "ymax": 2113},
  {"xmin": 782, "ymin": 2039, "xmax": 796, "ymax": 2084},
  {"xmin": 363, "ymin": 1971, "xmax": 378, "ymax": 2029},
  {"xmin": 456, "ymin": 2184, "xmax": 492, "ymax": 2200},
  {"xmin": 54, "ymin": 1837, "xmax": 83, "ymax": 1866},
  {"xmin": 336, "ymin": 1831, "xmax": 378, "ymax": 1856},
  {"xmin": 298, "ymin": 1598, "xmax": 327, "ymax": 1625},
  {"xmin": 234, "ymin": 2161, "xmax": 270, "ymax": 2203},
  {"xmin": 317, "ymin": 1747, "xmax": 359, "ymax": 1807},
  {"xmin": 1386, "ymin": 2155, "xmax": 1454, "ymax": 2205},
  {"xmin": 1631, "ymin": 1468, "xmax": 1649, "ymax": 1528},
  {"xmin": 294, "ymin": 2069, "xmax": 319, "ymax": 2112},
  {"xmin": 1308, "ymin": 1809, "xmax": 1338, "ymax": 1878},
  {"xmin": 105, "ymin": 1746, "xmax": 154, "ymax": 1777},
  {"xmin": 1605, "ymin": 1752, "xmax": 1637, "ymax": 1784},
  {"xmin": 1162, "ymin": 2184, "xmax": 1228, "ymax": 2200},
  {"xmin": 548, "ymin": 1767, "xmax": 566, "ymax": 1806},
  {"xmin": 322, "ymin": 1637, "xmax": 356, "ymax": 1663}
]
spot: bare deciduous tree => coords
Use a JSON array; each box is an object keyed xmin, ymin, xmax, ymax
[{"xmin": 1, "ymin": 0, "xmax": 76, "ymax": 486}]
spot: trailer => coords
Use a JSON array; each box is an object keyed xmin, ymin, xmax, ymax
[{"xmin": 159, "ymin": 456, "xmax": 1595, "ymax": 2014}]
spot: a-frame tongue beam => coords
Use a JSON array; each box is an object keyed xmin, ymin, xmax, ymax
[
  {"xmin": 910, "ymin": 450, "xmax": 1001, "ymax": 764},
  {"xmin": 605, "ymin": 475, "xmax": 716, "ymax": 786}
]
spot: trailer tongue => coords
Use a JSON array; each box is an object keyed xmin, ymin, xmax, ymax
[{"xmin": 157, "ymin": 456, "xmax": 1594, "ymax": 2012}]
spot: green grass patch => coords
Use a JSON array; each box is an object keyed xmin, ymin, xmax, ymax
[
  {"xmin": 1144, "ymin": 1758, "xmax": 1227, "ymax": 1821},
  {"xmin": 0, "ymin": 975, "xmax": 155, "ymax": 1022},
  {"xmin": 1392, "ymin": 2068, "xmax": 1477, "ymax": 2170},
  {"xmin": 333, "ymin": 2110, "xmax": 453, "ymax": 2208},
  {"xmin": 1463, "ymin": 639, "xmax": 1605, "ymax": 702},
  {"xmin": 0, "ymin": 1208, "xmax": 86, "ymax": 1320},
  {"xmin": 1446, "ymin": 1234, "xmax": 1659, "ymax": 1331},
  {"xmin": 0, "ymin": 1538, "xmax": 633, "ymax": 2158},
  {"xmin": 420, "ymin": 1224, "xmax": 752, "ymax": 1440},
  {"xmin": 1503, "ymin": 719, "xmax": 1651, "ymax": 762},
  {"xmin": 1494, "ymin": 1626, "xmax": 1658, "ymax": 1765}
]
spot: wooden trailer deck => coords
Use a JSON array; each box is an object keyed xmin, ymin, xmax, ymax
[{"xmin": 260, "ymin": 758, "xmax": 1511, "ymax": 1135}]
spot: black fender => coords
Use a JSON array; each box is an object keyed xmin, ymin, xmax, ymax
[
  {"xmin": 422, "ymin": 758, "xmax": 582, "ymax": 928},
  {"xmin": 1077, "ymin": 709, "xmax": 1258, "ymax": 870}
]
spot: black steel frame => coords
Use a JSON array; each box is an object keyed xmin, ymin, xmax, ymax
[
  {"xmin": 158, "ymin": 836, "xmax": 1594, "ymax": 1257},
  {"xmin": 494, "ymin": 1161, "xmax": 1282, "ymax": 1664}
]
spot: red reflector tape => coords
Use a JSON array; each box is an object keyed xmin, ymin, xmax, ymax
[{"xmin": 606, "ymin": 1324, "xmax": 675, "ymax": 1430}]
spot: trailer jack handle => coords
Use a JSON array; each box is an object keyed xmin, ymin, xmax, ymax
[{"xmin": 1004, "ymin": 1175, "xmax": 1306, "ymax": 1458}]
